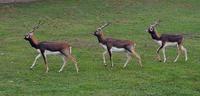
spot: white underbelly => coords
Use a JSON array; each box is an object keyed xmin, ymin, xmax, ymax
[
  {"xmin": 165, "ymin": 42, "xmax": 178, "ymax": 47},
  {"xmin": 36, "ymin": 49, "xmax": 61, "ymax": 55},
  {"xmin": 111, "ymin": 47, "xmax": 126, "ymax": 52},
  {"xmin": 154, "ymin": 40, "xmax": 178, "ymax": 47},
  {"xmin": 99, "ymin": 43, "xmax": 126, "ymax": 52}
]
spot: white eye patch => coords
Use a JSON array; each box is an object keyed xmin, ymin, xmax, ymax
[
  {"xmin": 150, "ymin": 27, "xmax": 154, "ymax": 31},
  {"xmin": 25, "ymin": 35, "xmax": 30, "ymax": 38}
]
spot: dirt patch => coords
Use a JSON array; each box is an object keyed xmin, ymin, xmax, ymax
[
  {"xmin": 0, "ymin": 5, "xmax": 16, "ymax": 13},
  {"xmin": 0, "ymin": 0, "xmax": 36, "ymax": 3}
]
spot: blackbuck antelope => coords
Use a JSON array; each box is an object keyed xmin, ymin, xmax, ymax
[
  {"xmin": 146, "ymin": 20, "xmax": 188, "ymax": 63},
  {"xmin": 92, "ymin": 23, "xmax": 142, "ymax": 68},
  {"xmin": 24, "ymin": 21, "xmax": 79, "ymax": 73}
]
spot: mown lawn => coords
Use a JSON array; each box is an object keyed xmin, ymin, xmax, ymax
[{"xmin": 0, "ymin": 0, "xmax": 200, "ymax": 96}]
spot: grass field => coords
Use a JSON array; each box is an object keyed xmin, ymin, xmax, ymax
[{"xmin": 0, "ymin": 0, "xmax": 200, "ymax": 95}]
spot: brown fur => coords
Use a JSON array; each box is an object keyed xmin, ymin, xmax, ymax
[
  {"xmin": 93, "ymin": 29, "xmax": 142, "ymax": 67},
  {"xmin": 24, "ymin": 32, "xmax": 79, "ymax": 73}
]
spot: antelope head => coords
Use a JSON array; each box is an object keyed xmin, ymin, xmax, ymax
[
  {"xmin": 24, "ymin": 20, "xmax": 42, "ymax": 40},
  {"xmin": 93, "ymin": 22, "xmax": 111, "ymax": 36},
  {"xmin": 146, "ymin": 20, "xmax": 160, "ymax": 33}
]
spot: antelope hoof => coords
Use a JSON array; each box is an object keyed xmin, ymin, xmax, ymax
[
  {"xmin": 138, "ymin": 61, "xmax": 143, "ymax": 67},
  {"xmin": 110, "ymin": 67, "xmax": 113, "ymax": 70},
  {"xmin": 45, "ymin": 70, "xmax": 49, "ymax": 73},
  {"xmin": 58, "ymin": 70, "xmax": 62, "ymax": 73},
  {"xmin": 30, "ymin": 67, "xmax": 33, "ymax": 70},
  {"xmin": 174, "ymin": 60, "xmax": 177, "ymax": 63},
  {"xmin": 104, "ymin": 64, "xmax": 107, "ymax": 67}
]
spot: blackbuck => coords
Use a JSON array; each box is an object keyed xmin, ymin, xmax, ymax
[
  {"xmin": 24, "ymin": 21, "xmax": 79, "ymax": 73},
  {"xmin": 146, "ymin": 20, "xmax": 188, "ymax": 63},
  {"xmin": 92, "ymin": 23, "xmax": 142, "ymax": 68}
]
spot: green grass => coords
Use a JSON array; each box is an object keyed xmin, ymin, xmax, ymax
[{"xmin": 0, "ymin": 0, "xmax": 200, "ymax": 95}]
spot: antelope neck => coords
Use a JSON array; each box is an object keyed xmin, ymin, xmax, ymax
[
  {"xmin": 96, "ymin": 34, "xmax": 106, "ymax": 44},
  {"xmin": 150, "ymin": 31, "xmax": 160, "ymax": 40},
  {"xmin": 28, "ymin": 36, "xmax": 39, "ymax": 49}
]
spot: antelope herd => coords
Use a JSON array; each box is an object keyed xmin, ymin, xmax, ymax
[{"xmin": 24, "ymin": 20, "xmax": 188, "ymax": 73}]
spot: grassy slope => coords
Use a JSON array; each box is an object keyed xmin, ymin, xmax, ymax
[{"xmin": 0, "ymin": 0, "xmax": 200, "ymax": 95}]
